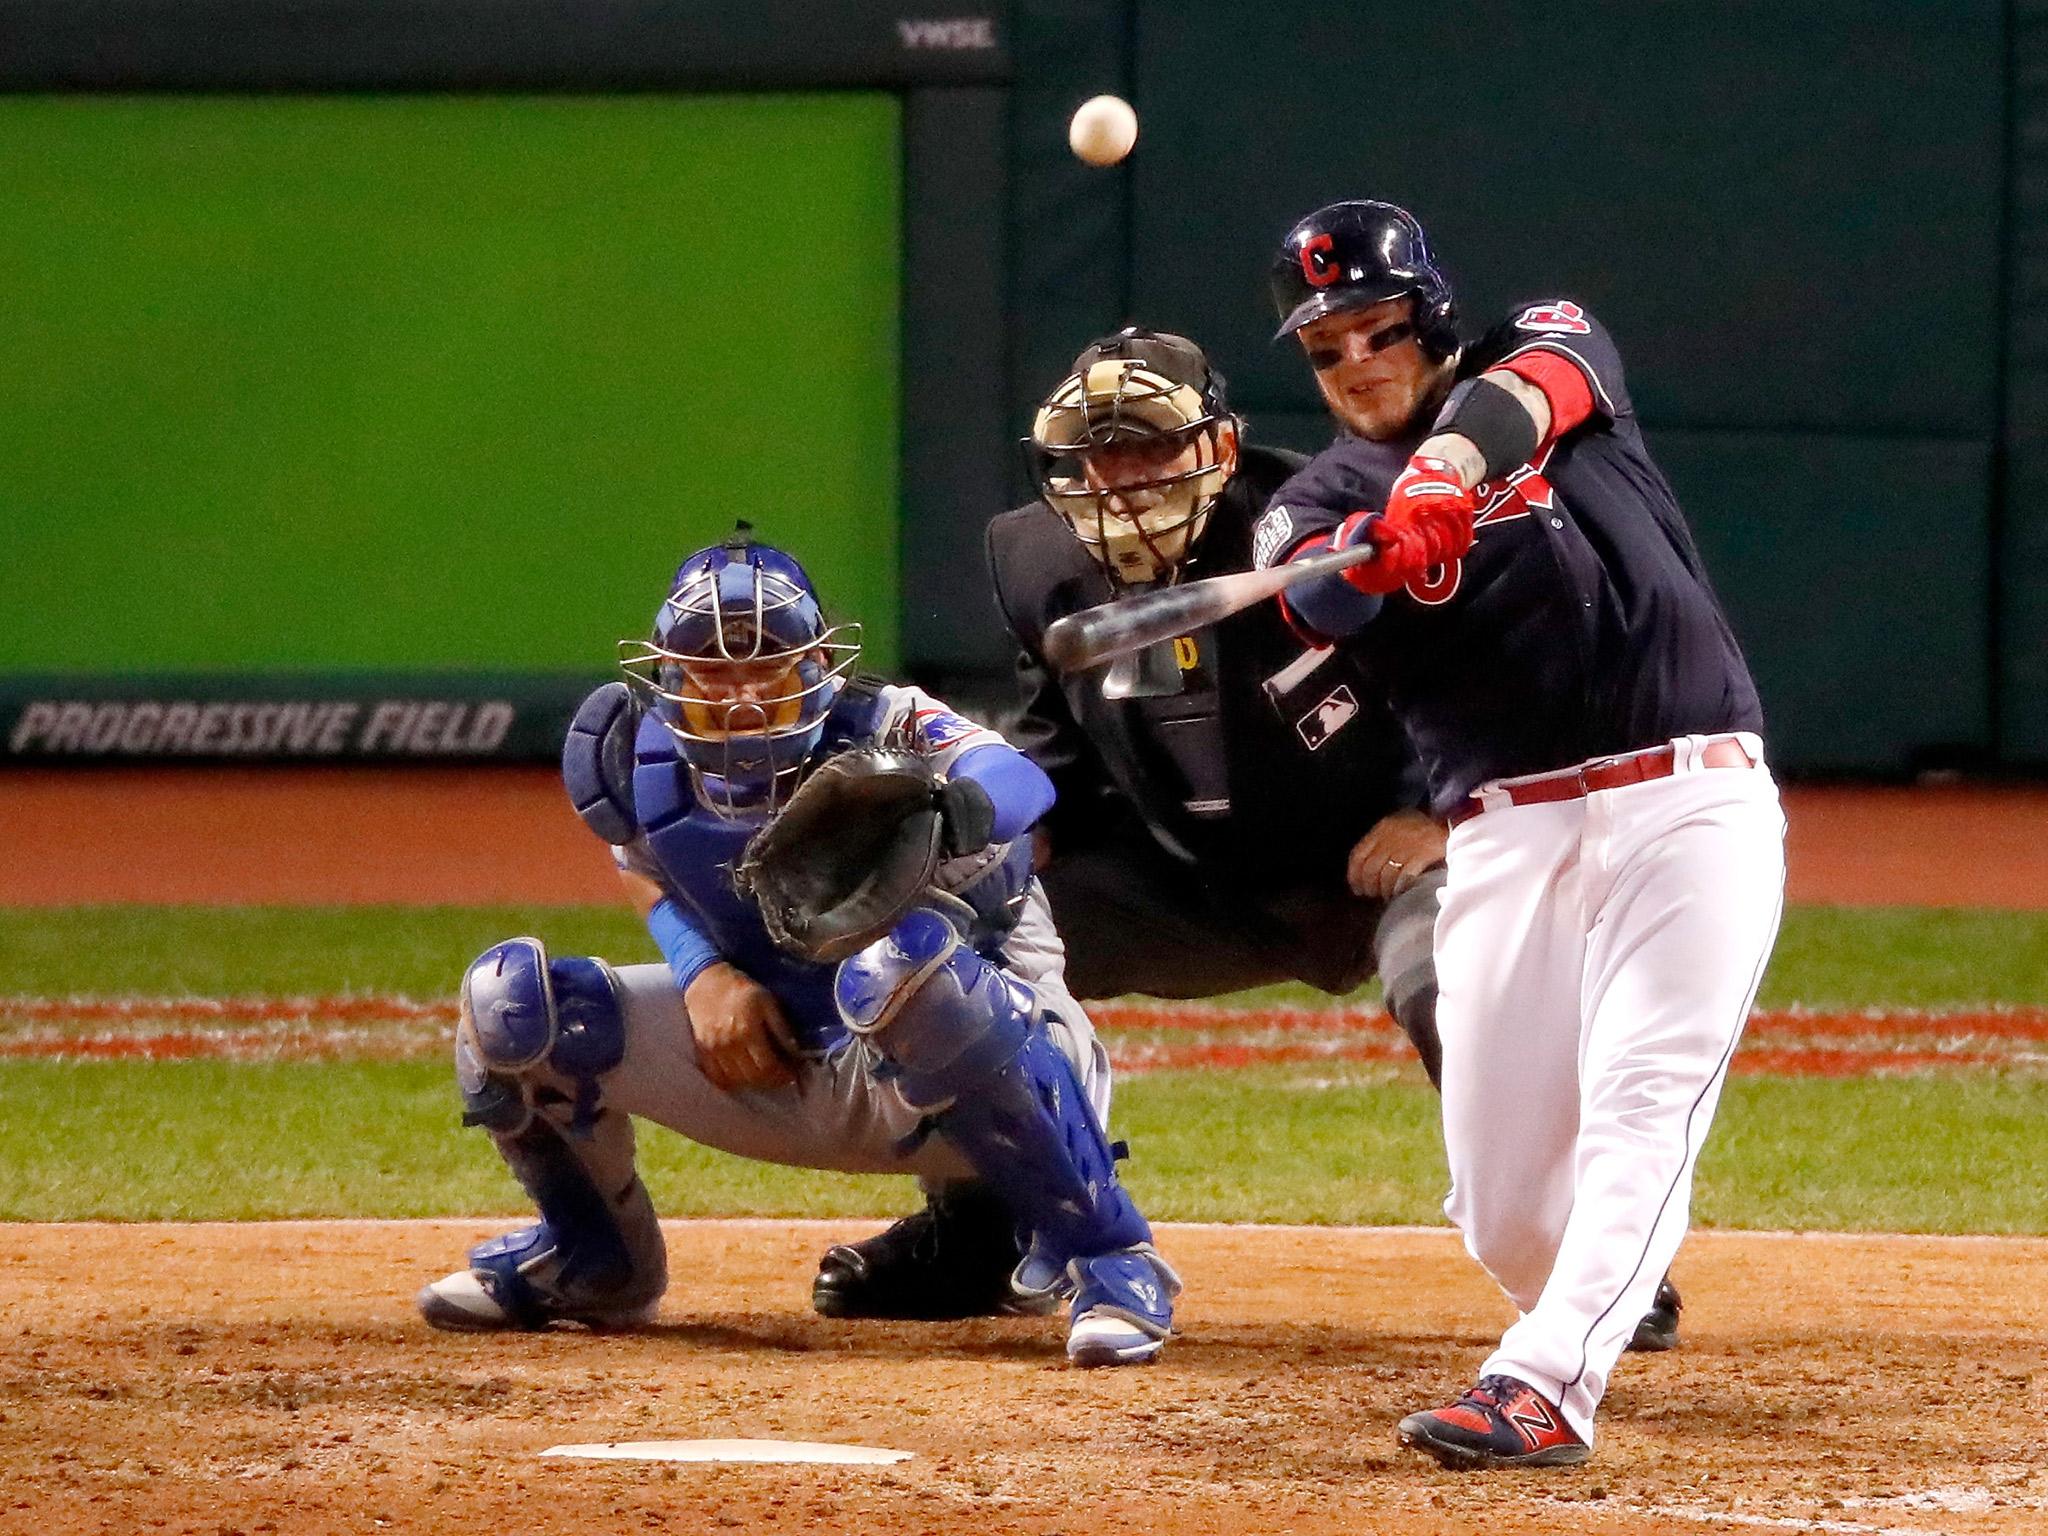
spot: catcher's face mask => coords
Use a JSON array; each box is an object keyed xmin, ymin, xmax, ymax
[
  {"xmin": 1029, "ymin": 355, "xmax": 1238, "ymax": 588},
  {"xmin": 620, "ymin": 541, "xmax": 861, "ymax": 822}
]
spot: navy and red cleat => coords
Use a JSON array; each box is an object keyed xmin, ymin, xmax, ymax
[{"xmin": 1396, "ymin": 1375, "xmax": 1590, "ymax": 1470}]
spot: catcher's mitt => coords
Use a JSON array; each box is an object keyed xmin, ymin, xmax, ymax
[{"xmin": 736, "ymin": 747, "xmax": 980, "ymax": 964}]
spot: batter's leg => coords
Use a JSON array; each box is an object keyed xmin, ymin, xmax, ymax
[
  {"xmin": 1481, "ymin": 758, "xmax": 1786, "ymax": 1442},
  {"xmin": 1433, "ymin": 805, "xmax": 1588, "ymax": 1308}
]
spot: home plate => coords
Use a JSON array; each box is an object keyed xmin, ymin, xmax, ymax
[{"xmin": 541, "ymin": 1439, "xmax": 913, "ymax": 1466}]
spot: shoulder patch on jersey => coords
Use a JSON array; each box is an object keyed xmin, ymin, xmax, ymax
[
  {"xmin": 1515, "ymin": 301, "xmax": 1592, "ymax": 335},
  {"xmin": 907, "ymin": 706, "xmax": 981, "ymax": 751},
  {"xmin": 1253, "ymin": 505, "xmax": 1295, "ymax": 569}
]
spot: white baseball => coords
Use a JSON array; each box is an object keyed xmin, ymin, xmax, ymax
[{"xmin": 1068, "ymin": 95, "xmax": 1138, "ymax": 167}]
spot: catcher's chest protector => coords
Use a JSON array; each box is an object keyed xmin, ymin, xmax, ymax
[{"xmin": 627, "ymin": 688, "xmax": 892, "ymax": 1054}]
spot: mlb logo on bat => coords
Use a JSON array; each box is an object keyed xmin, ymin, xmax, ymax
[{"xmin": 1296, "ymin": 686, "xmax": 1358, "ymax": 751}]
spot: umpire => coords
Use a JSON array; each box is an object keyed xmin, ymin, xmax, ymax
[
  {"xmin": 811, "ymin": 328, "xmax": 1447, "ymax": 1323},
  {"xmin": 994, "ymin": 327, "xmax": 1448, "ymax": 1031}
]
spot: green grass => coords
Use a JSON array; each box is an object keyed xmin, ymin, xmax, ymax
[
  {"xmin": 5, "ymin": 903, "xmax": 2044, "ymax": 1008},
  {"xmin": 3, "ymin": 1058, "xmax": 2044, "ymax": 1232},
  {"xmin": 2, "ymin": 903, "xmax": 2045, "ymax": 1231},
  {"xmin": 0, "ymin": 905, "xmax": 656, "ymax": 997}
]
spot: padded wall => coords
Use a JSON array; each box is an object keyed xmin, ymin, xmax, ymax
[{"xmin": 1074, "ymin": 0, "xmax": 2008, "ymax": 771}]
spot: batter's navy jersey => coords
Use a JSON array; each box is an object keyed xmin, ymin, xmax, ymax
[{"xmin": 1253, "ymin": 299, "xmax": 1763, "ymax": 816}]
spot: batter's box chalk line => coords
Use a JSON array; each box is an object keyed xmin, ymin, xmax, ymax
[
  {"xmin": 540, "ymin": 1439, "xmax": 913, "ymax": 1466},
  {"xmin": 1642, "ymin": 1482, "xmax": 2042, "ymax": 1536}
]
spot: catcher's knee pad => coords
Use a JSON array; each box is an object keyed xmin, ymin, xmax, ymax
[
  {"xmin": 834, "ymin": 908, "xmax": 1152, "ymax": 1276},
  {"xmin": 456, "ymin": 937, "xmax": 627, "ymax": 1136},
  {"xmin": 834, "ymin": 908, "xmax": 1036, "ymax": 1102}
]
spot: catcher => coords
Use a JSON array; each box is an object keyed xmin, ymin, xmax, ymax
[{"xmin": 414, "ymin": 528, "xmax": 1179, "ymax": 1367}]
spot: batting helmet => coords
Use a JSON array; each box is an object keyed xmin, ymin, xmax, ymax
[
  {"xmin": 1269, "ymin": 200, "xmax": 1458, "ymax": 358},
  {"xmin": 619, "ymin": 526, "xmax": 861, "ymax": 821}
]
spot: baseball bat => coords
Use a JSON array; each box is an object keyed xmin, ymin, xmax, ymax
[{"xmin": 1041, "ymin": 541, "xmax": 1378, "ymax": 674}]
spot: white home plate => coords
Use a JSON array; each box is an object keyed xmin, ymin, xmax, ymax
[{"xmin": 541, "ymin": 1439, "xmax": 912, "ymax": 1466}]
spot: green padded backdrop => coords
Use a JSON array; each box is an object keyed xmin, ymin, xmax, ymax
[{"xmin": 0, "ymin": 93, "xmax": 901, "ymax": 677}]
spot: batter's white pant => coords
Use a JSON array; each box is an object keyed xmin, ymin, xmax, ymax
[{"xmin": 1433, "ymin": 732, "xmax": 1786, "ymax": 1443}]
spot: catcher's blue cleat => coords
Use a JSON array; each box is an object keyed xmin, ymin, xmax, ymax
[
  {"xmin": 416, "ymin": 1222, "xmax": 662, "ymax": 1333},
  {"xmin": 1064, "ymin": 1246, "xmax": 1180, "ymax": 1367}
]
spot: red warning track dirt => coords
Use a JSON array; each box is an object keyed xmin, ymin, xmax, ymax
[
  {"xmin": 1, "ymin": 1220, "xmax": 2042, "ymax": 1536},
  {"xmin": 4, "ymin": 767, "xmax": 2047, "ymax": 907}
]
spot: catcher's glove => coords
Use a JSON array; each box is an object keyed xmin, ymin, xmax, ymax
[{"xmin": 735, "ymin": 747, "xmax": 997, "ymax": 964}]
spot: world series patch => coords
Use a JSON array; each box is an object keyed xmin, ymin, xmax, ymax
[
  {"xmin": 1514, "ymin": 300, "xmax": 1591, "ymax": 335},
  {"xmin": 1252, "ymin": 505, "xmax": 1295, "ymax": 569}
]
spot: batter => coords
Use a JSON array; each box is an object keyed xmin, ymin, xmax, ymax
[{"xmin": 1256, "ymin": 200, "xmax": 1786, "ymax": 1466}]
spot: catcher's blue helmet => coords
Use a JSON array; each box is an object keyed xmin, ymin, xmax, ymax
[{"xmin": 620, "ymin": 527, "xmax": 861, "ymax": 820}]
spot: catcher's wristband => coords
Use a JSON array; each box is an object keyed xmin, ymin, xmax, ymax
[{"xmin": 648, "ymin": 897, "xmax": 720, "ymax": 991}]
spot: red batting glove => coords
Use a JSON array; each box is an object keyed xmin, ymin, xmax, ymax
[
  {"xmin": 1329, "ymin": 454, "xmax": 1481, "ymax": 596},
  {"xmin": 1329, "ymin": 511, "xmax": 1416, "ymax": 595},
  {"xmin": 1384, "ymin": 453, "xmax": 1478, "ymax": 562}
]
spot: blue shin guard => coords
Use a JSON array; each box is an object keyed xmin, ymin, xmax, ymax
[
  {"xmin": 421, "ymin": 937, "xmax": 665, "ymax": 1332},
  {"xmin": 835, "ymin": 910, "xmax": 1177, "ymax": 1359}
]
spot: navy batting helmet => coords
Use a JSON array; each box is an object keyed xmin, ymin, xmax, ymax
[{"xmin": 1269, "ymin": 200, "xmax": 1458, "ymax": 358}]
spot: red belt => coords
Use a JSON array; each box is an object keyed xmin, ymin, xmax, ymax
[{"xmin": 1448, "ymin": 738, "xmax": 1755, "ymax": 827}]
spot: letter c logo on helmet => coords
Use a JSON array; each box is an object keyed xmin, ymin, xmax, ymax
[
  {"xmin": 1299, "ymin": 232, "xmax": 1339, "ymax": 289},
  {"xmin": 1269, "ymin": 199, "xmax": 1459, "ymax": 358}
]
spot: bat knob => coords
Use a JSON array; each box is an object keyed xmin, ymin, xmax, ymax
[{"xmin": 1041, "ymin": 612, "xmax": 1103, "ymax": 674}]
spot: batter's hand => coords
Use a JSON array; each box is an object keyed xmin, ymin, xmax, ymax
[
  {"xmin": 1385, "ymin": 453, "xmax": 1479, "ymax": 556},
  {"xmin": 1329, "ymin": 512, "xmax": 1412, "ymax": 595},
  {"xmin": 1340, "ymin": 454, "xmax": 1479, "ymax": 594},
  {"xmin": 683, "ymin": 961, "xmax": 801, "ymax": 1092},
  {"xmin": 1346, "ymin": 808, "xmax": 1449, "ymax": 901}
]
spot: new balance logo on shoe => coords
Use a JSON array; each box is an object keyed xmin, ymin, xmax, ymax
[{"xmin": 1504, "ymin": 1393, "xmax": 1560, "ymax": 1452}]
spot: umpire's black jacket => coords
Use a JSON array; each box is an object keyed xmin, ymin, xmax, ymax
[{"xmin": 985, "ymin": 443, "xmax": 1424, "ymax": 892}]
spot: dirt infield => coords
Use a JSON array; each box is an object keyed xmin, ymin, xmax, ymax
[
  {"xmin": 6, "ymin": 767, "xmax": 2048, "ymax": 907},
  {"xmin": 2, "ymin": 1221, "xmax": 2042, "ymax": 1536}
]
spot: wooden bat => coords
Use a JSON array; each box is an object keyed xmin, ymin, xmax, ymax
[{"xmin": 1041, "ymin": 541, "xmax": 1378, "ymax": 674}]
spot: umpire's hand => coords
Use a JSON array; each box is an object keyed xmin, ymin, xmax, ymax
[
  {"xmin": 683, "ymin": 961, "xmax": 802, "ymax": 1091},
  {"xmin": 1346, "ymin": 808, "xmax": 1449, "ymax": 901}
]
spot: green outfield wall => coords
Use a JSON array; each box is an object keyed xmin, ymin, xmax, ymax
[
  {"xmin": 0, "ymin": 93, "xmax": 899, "ymax": 684},
  {"xmin": 2, "ymin": 1, "xmax": 2041, "ymax": 774}
]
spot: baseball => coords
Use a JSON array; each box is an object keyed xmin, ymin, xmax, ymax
[{"xmin": 1069, "ymin": 94, "xmax": 1138, "ymax": 167}]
